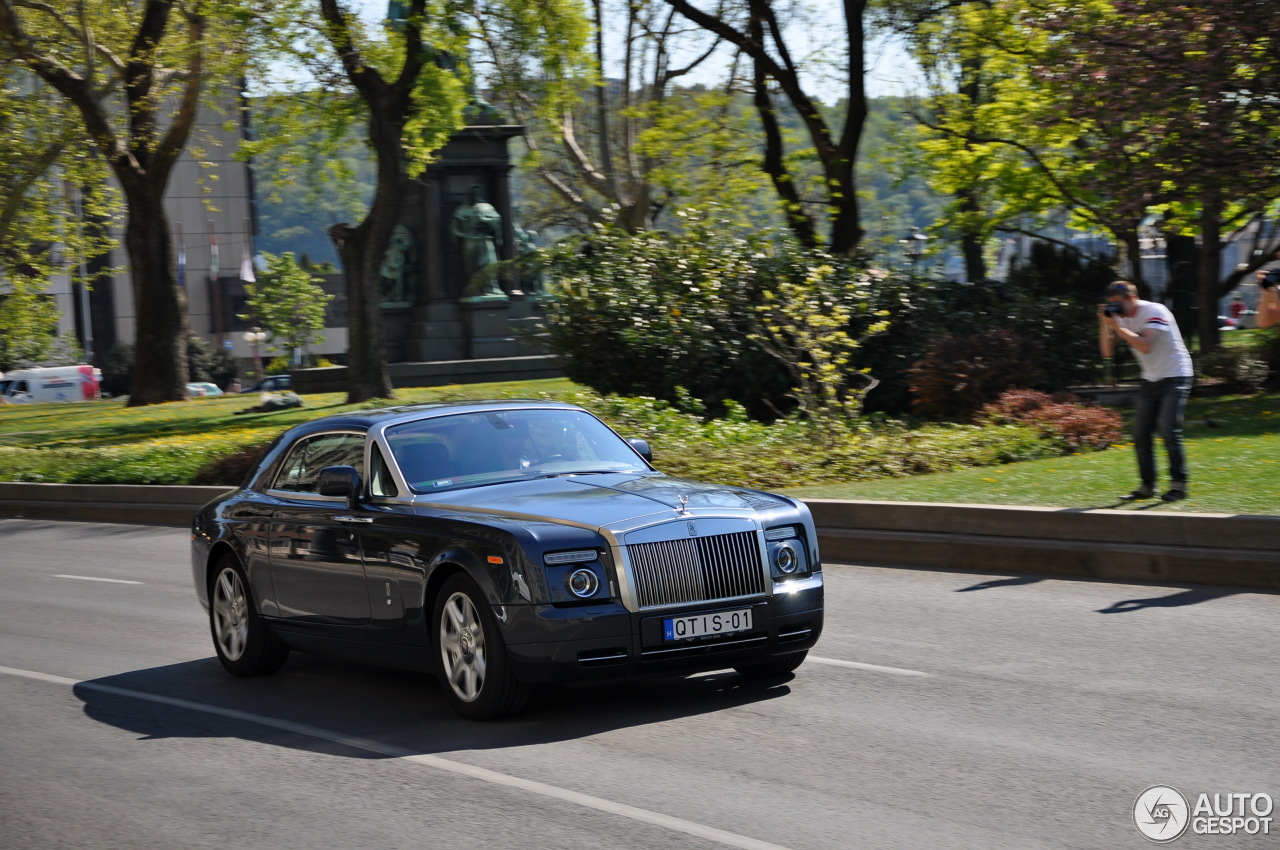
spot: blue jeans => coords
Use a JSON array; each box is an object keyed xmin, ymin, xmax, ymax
[{"xmin": 1132, "ymin": 376, "xmax": 1192, "ymax": 490}]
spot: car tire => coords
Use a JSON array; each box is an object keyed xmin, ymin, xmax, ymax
[
  {"xmin": 432, "ymin": 573, "xmax": 530, "ymax": 720},
  {"xmin": 209, "ymin": 554, "xmax": 290, "ymax": 676},
  {"xmin": 734, "ymin": 650, "xmax": 808, "ymax": 678}
]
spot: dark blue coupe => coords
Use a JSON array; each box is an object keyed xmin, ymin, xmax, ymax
[{"xmin": 192, "ymin": 400, "xmax": 824, "ymax": 718}]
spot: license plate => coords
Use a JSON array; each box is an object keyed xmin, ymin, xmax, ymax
[{"xmin": 663, "ymin": 608, "xmax": 753, "ymax": 641}]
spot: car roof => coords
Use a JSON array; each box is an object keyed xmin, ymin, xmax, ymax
[{"xmin": 283, "ymin": 399, "xmax": 584, "ymax": 437}]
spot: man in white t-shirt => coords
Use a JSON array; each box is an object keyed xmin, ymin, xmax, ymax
[{"xmin": 1099, "ymin": 281, "xmax": 1194, "ymax": 501}]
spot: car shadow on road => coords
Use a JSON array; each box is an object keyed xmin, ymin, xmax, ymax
[{"xmin": 73, "ymin": 654, "xmax": 793, "ymax": 759}]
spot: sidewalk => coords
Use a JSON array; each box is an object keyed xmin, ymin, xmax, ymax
[{"xmin": 2, "ymin": 483, "xmax": 1277, "ymax": 591}]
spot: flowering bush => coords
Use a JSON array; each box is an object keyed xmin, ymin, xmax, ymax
[{"xmin": 979, "ymin": 389, "xmax": 1123, "ymax": 451}]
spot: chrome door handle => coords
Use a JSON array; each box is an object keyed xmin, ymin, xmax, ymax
[{"xmin": 334, "ymin": 516, "xmax": 373, "ymax": 523}]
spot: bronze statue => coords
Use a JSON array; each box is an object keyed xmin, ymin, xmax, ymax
[{"xmin": 451, "ymin": 185, "xmax": 504, "ymax": 297}]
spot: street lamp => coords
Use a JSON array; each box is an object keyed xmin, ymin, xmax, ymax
[
  {"xmin": 899, "ymin": 227, "xmax": 929, "ymax": 276},
  {"xmin": 243, "ymin": 327, "xmax": 266, "ymax": 381}
]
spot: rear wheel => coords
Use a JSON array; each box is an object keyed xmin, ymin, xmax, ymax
[
  {"xmin": 734, "ymin": 650, "xmax": 808, "ymax": 678},
  {"xmin": 209, "ymin": 554, "xmax": 289, "ymax": 676},
  {"xmin": 432, "ymin": 573, "xmax": 529, "ymax": 720}
]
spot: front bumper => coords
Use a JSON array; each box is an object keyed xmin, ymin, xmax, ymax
[{"xmin": 502, "ymin": 576, "xmax": 824, "ymax": 684}]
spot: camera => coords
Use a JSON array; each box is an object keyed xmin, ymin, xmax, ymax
[
  {"xmin": 1104, "ymin": 302, "xmax": 1125, "ymax": 317},
  {"xmin": 1262, "ymin": 269, "xmax": 1280, "ymax": 290}
]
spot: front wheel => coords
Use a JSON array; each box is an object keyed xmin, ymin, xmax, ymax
[
  {"xmin": 734, "ymin": 650, "xmax": 808, "ymax": 678},
  {"xmin": 432, "ymin": 573, "xmax": 529, "ymax": 720},
  {"xmin": 209, "ymin": 554, "xmax": 289, "ymax": 676}
]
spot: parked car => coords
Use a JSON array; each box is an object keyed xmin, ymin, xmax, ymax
[
  {"xmin": 191, "ymin": 400, "xmax": 824, "ymax": 719},
  {"xmin": 186, "ymin": 382, "xmax": 225, "ymax": 398},
  {"xmin": 239, "ymin": 375, "xmax": 291, "ymax": 393},
  {"xmin": 0, "ymin": 365, "xmax": 101, "ymax": 404}
]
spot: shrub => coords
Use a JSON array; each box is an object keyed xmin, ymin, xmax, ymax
[
  {"xmin": 1196, "ymin": 346, "xmax": 1268, "ymax": 393},
  {"xmin": 541, "ymin": 217, "xmax": 791, "ymax": 418},
  {"xmin": 980, "ymin": 388, "xmax": 1123, "ymax": 451},
  {"xmin": 98, "ymin": 342, "xmax": 133, "ymax": 397},
  {"xmin": 191, "ymin": 441, "xmax": 274, "ymax": 486},
  {"xmin": 906, "ymin": 329, "xmax": 1044, "ymax": 420},
  {"xmin": 187, "ymin": 333, "xmax": 238, "ymax": 388},
  {"xmin": 541, "ymin": 210, "xmax": 889, "ymax": 421},
  {"xmin": 1248, "ymin": 327, "xmax": 1280, "ymax": 388},
  {"xmin": 858, "ymin": 244, "xmax": 1111, "ymax": 414}
]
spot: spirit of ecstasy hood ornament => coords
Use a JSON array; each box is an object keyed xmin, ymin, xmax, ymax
[{"xmin": 677, "ymin": 494, "xmax": 690, "ymax": 514}]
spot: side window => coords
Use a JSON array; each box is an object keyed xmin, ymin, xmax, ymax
[
  {"xmin": 369, "ymin": 443, "xmax": 398, "ymax": 498},
  {"xmin": 272, "ymin": 432, "xmax": 365, "ymax": 494}
]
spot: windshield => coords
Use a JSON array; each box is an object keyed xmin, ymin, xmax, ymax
[{"xmin": 385, "ymin": 408, "xmax": 649, "ymax": 493}]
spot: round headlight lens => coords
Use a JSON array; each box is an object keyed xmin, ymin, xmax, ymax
[
  {"xmin": 774, "ymin": 542, "xmax": 798, "ymax": 574},
  {"xmin": 567, "ymin": 568, "xmax": 600, "ymax": 598}
]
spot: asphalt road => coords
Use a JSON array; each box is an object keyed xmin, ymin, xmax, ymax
[{"xmin": 1, "ymin": 517, "xmax": 1277, "ymax": 849}]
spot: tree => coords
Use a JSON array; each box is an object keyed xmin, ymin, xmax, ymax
[
  {"xmin": 661, "ymin": 0, "xmax": 870, "ymax": 254},
  {"xmin": 477, "ymin": 0, "xmax": 767, "ymax": 235},
  {"xmin": 249, "ymin": 0, "xmax": 589, "ymax": 403},
  {"xmin": 0, "ymin": 0, "xmax": 260, "ymax": 404},
  {"xmin": 241, "ymin": 252, "xmax": 333, "ymax": 362},
  {"xmin": 1031, "ymin": 0, "xmax": 1280, "ymax": 350},
  {"xmin": 0, "ymin": 65, "xmax": 119, "ymax": 369},
  {"xmin": 887, "ymin": 0, "xmax": 1155, "ymax": 285}
]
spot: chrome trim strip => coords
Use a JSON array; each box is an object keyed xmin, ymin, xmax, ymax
[
  {"xmin": 639, "ymin": 633, "xmax": 769, "ymax": 657},
  {"xmin": 265, "ymin": 489, "xmax": 345, "ymax": 503},
  {"xmin": 771, "ymin": 573, "xmax": 824, "ymax": 594}
]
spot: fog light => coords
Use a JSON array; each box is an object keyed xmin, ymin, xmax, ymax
[
  {"xmin": 567, "ymin": 568, "xmax": 600, "ymax": 598},
  {"xmin": 774, "ymin": 542, "xmax": 798, "ymax": 574}
]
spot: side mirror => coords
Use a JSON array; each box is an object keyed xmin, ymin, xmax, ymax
[
  {"xmin": 627, "ymin": 439, "xmax": 653, "ymax": 464},
  {"xmin": 317, "ymin": 465, "xmax": 360, "ymax": 502}
]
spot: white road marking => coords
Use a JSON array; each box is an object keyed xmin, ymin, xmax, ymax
[
  {"xmin": 0, "ymin": 664, "xmax": 795, "ymax": 850},
  {"xmin": 54, "ymin": 575, "xmax": 143, "ymax": 585},
  {"xmin": 809, "ymin": 655, "xmax": 930, "ymax": 677}
]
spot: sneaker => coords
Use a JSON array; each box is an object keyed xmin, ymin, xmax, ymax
[
  {"xmin": 1121, "ymin": 487, "xmax": 1154, "ymax": 501},
  {"xmin": 1161, "ymin": 488, "xmax": 1188, "ymax": 502}
]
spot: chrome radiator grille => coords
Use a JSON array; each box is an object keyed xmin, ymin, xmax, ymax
[{"xmin": 626, "ymin": 530, "xmax": 766, "ymax": 608}]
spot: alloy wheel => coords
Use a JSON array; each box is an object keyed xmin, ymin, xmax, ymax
[
  {"xmin": 439, "ymin": 591, "xmax": 487, "ymax": 702},
  {"xmin": 212, "ymin": 567, "xmax": 249, "ymax": 662}
]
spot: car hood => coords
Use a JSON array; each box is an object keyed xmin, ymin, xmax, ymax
[{"xmin": 418, "ymin": 472, "xmax": 792, "ymax": 530}]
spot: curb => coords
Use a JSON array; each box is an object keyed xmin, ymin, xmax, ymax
[
  {"xmin": 2, "ymin": 484, "xmax": 1277, "ymax": 591},
  {"xmin": 806, "ymin": 500, "xmax": 1280, "ymax": 592}
]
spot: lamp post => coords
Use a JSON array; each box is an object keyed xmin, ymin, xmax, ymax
[
  {"xmin": 243, "ymin": 327, "xmax": 266, "ymax": 381},
  {"xmin": 899, "ymin": 227, "xmax": 928, "ymax": 276}
]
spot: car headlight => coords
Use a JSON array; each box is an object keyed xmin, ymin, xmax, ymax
[
  {"xmin": 767, "ymin": 537, "xmax": 810, "ymax": 579},
  {"xmin": 543, "ymin": 549, "xmax": 611, "ymax": 604},
  {"xmin": 773, "ymin": 542, "xmax": 799, "ymax": 574},
  {"xmin": 764, "ymin": 525, "xmax": 798, "ymax": 541},
  {"xmin": 567, "ymin": 568, "xmax": 600, "ymax": 598}
]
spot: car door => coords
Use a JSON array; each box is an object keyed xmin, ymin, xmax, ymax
[{"xmin": 266, "ymin": 431, "xmax": 372, "ymax": 625}]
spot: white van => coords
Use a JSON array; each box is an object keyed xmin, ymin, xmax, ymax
[{"xmin": 0, "ymin": 365, "xmax": 102, "ymax": 404}]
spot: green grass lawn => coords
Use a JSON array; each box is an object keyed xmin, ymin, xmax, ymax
[
  {"xmin": 2, "ymin": 378, "xmax": 1277, "ymax": 515},
  {"xmin": 787, "ymin": 392, "xmax": 1280, "ymax": 515}
]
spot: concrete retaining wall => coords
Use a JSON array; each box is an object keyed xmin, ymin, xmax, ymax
[
  {"xmin": 2, "ymin": 484, "xmax": 1276, "ymax": 591},
  {"xmin": 807, "ymin": 500, "xmax": 1280, "ymax": 591}
]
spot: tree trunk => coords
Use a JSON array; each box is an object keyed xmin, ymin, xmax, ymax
[
  {"xmin": 333, "ymin": 111, "xmax": 403, "ymax": 404},
  {"xmin": 121, "ymin": 185, "xmax": 189, "ymax": 406},
  {"xmin": 331, "ymin": 216, "xmax": 394, "ymax": 404},
  {"xmin": 1196, "ymin": 194, "xmax": 1222, "ymax": 352}
]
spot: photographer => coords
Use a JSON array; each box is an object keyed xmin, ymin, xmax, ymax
[
  {"xmin": 1254, "ymin": 267, "xmax": 1280, "ymax": 329},
  {"xmin": 1099, "ymin": 281, "xmax": 1194, "ymax": 502}
]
